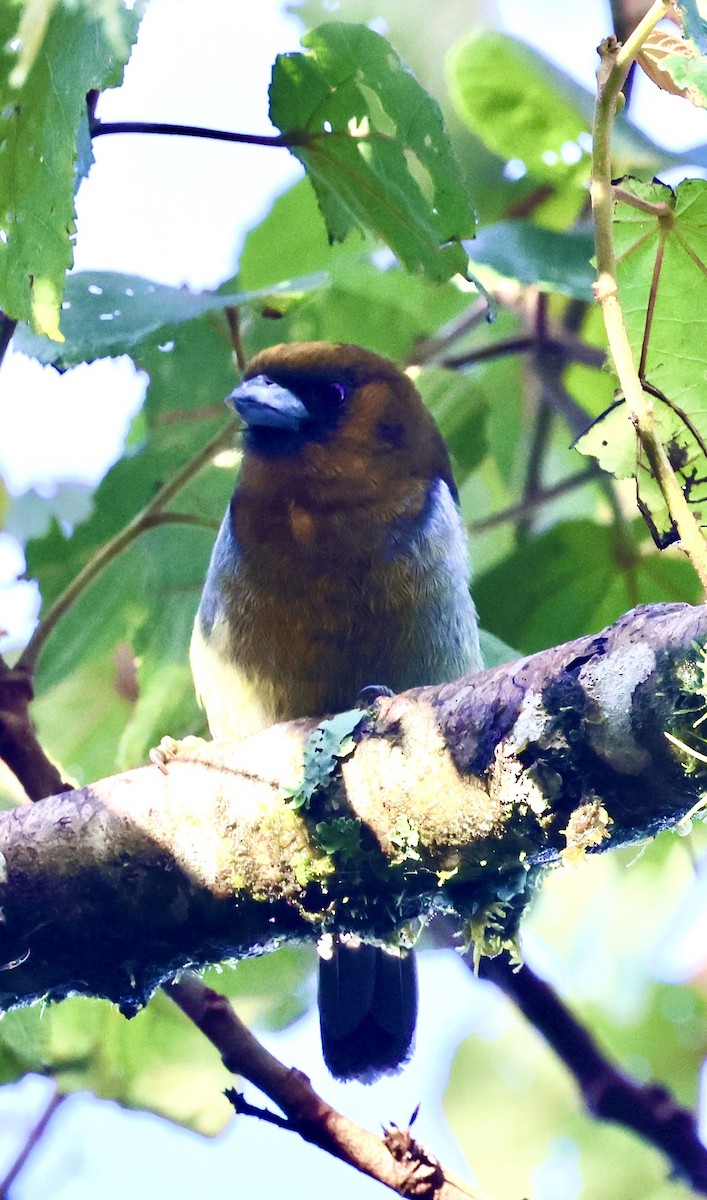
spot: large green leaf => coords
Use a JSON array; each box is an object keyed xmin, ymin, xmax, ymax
[
  {"xmin": 26, "ymin": 314, "xmax": 237, "ymax": 773},
  {"xmin": 13, "ymin": 269, "xmax": 328, "ymax": 366},
  {"xmin": 474, "ymin": 519, "xmax": 702, "ymax": 655},
  {"xmin": 448, "ymin": 32, "xmax": 671, "ymax": 228},
  {"xmin": 0, "ymin": 1, "xmax": 140, "ymax": 336},
  {"xmin": 469, "ymin": 221, "xmax": 594, "ymax": 300},
  {"xmin": 269, "ymin": 23, "xmax": 475, "ymax": 282},
  {"xmin": 237, "ymin": 177, "xmax": 373, "ymax": 288},
  {"xmin": 575, "ymin": 178, "xmax": 707, "ymax": 542}
]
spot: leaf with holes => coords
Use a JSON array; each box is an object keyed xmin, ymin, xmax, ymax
[
  {"xmin": 13, "ymin": 269, "xmax": 328, "ymax": 366},
  {"xmin": 269, "ymin": 23, "xmax": 475, "ymax": 282},
  {"xmin": 575, "ymin": 177, "xmax": 707, "ymax": 542},
  {"xmin": 0, "ymin": 4, "xmax": 140, "ymax": 337}
]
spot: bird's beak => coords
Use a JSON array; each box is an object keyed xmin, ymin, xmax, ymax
[{"xmin": 226, "ymin": 375, "xmax": 308, "ymax": 431}]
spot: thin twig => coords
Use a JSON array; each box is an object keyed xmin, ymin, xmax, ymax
[
  {"xmin": 0, "ymin": 657, "xmax": 70, "ymax": 801},
  {"xmin": 224, "ymin": 307, "xmax": 246, "ymax": 373},
  {"xmin": 166, "ymin": 974, "xmax": 487, "ymax": 1200},
  {"xmin": 90, "ymin": 120, "xmax": 294, "ymax": 148},
  {"xmin": 18, "ymin": 421, "xmax": 235, "ymax": 673},
  {"xmin": 477, "ymin": 954, "xmax": 707, "ymax": 1195},
  {"xmin": 409, "ymin": 299, "xmax": 490, "ymax": 366},
  {"xmin": 468, "ymin": 468, "xmax": 600, "ymax": 533},
  {"xmin": 441, "ymin": 336, "xmax": 605, "ymax": 371},
  {"xmin": 0, "ymin": 1087, "xmax": 67, "ymax": 1199}
]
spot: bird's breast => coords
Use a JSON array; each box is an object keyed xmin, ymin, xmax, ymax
[{"xmin": 192, "ymin": 477, "xmax": 480, "ymax": 739}]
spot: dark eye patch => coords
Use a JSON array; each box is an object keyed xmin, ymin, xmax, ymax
[{"xmin": 274, "ymin": 373, "xmax": 353, "ymax": 439}]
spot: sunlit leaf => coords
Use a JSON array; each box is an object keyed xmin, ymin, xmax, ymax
[
  {"xmin": 0, "ymin": 2, "xmax": 140, "ymax": 335},
  {"xmin": 638, "ymin": 30, "xmax": 707, "ymax": 108},
  {"xmin": 269, "ymin": 23, "xmax": 475, "ymax": 282},
  {"xmin": 448, "ymin": 30, "xmax": 670, "ymax": 233},
  {"xmin": 14, "ymin": 269, "xmax": 328, "ymax": 366},
  {"xmin": 575, "ymin": 177, "xmax": 707, "ymax": 542}
]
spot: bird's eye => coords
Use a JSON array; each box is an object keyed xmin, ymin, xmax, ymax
[{"xmin": 329, "ymin": 382, "xmax": 348, "ymax": 405}]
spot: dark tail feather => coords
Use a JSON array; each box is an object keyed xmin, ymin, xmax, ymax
[{"xmin": 317, "ymin": 939, "xmax": 417, "ymax": 1083}]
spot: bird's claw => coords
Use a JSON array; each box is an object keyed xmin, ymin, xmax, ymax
[
  {"xmin": 150, "ymin": 735, "xmax": 210, "ymax": 774},
  {"xmin": 355, "ymin": 684, "xmax": 395, "ymax": 709}
]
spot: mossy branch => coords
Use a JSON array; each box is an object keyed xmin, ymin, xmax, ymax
[{"xmin": 0, "ymin": 602, "xmax": 704, "ymax": 1012}]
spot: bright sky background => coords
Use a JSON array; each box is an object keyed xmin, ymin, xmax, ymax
[{"xmin": 2, "ymin": 1, "xmax": 707, "ymax": 1196}]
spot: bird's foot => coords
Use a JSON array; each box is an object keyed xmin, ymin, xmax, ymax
[
  {"xmin": 149, "ymin": 734, "xmax": 207, "ymax": 774},
  {"xmin": 354, "ymin": 684, "xmax": 395, "ymax": 709}
]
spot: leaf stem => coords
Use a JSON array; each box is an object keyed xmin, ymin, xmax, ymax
[
  {"xmin": 611, "ymin": 185, "xmax": 673, "ymax": 217},
  {"xmin": 18, "ymin": 422, "xmax": 235, "ymax": 673},
  {"xmin": 90, "ymin": 119, "xmax": 295, "ymax": 148},
  {"xmin": 591, "ymin": 8, "xmax": 707, "ymax": 594}
]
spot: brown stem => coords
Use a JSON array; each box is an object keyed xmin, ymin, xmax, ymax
[
  {"xmin": 442, "ymin": 336, "xmax": 605, "ymax": 371},
  {"xmin": 468, "ymin": 468, "xmax": 599, "ymax": 533},
  {"xmin": 225, "ymin": 307, "xmax": 246, "ymax": 373},
  {"xmin": 90, "ymin": 120, "xmax": 296, "ymax": 148},
  {"xmin": 612, "ymin": 185, "xmax": 673, "ymax": 218},
  {"xmin": 166, "ymin": 975, "xmax": 486, "ymax": 1200},
  {"xmin": 0, "ymin": 657, "xmax": 70, "ymax": 801},
  {"xmin": 0, "ymin": 1087, "xmax": 67, "ymax": 1199},
  {"xmin": 477, "ymin": 954, "xmax": 707, "ymax": 1195}
]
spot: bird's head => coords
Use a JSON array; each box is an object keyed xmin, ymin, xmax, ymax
[{"xmin": 226, "ymin": 342, "xmax": 456, "ymax": 507}]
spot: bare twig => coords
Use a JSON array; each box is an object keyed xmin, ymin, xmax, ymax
[
  {"xmin": 166, "ymin": 974, "xmax": 486, "ymax": 1200},
  {"xmin": 441, "ymin": 335, "xmax": 605, "ymax": 372},
  {"xmin": 0, "ymin": 1087, "xmax": 67, "ymax": 1199},
  {"xmin": 224, "ymin": 307, "xmax": 246, "ymax": 374},
  {"xmin": 0, "ymin": 657, "xmax": 70, "ymax": 801},
  {"xmin": 18, "ymin": 421, "xmax": 235, "ymax": 674},
  {"xmin": 467, "ymin": 468, "xmax": 599, "ymax": 533},
  {"xmin": 90, "ymin": 119, "xmax": 294, "ymax": 148},
  {"xmin": 476, "ymin": 954, "xmax": 707, "ymax": 1195}
]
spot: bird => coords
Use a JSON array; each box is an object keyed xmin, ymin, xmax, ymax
[{"xmin": 190, "ymin": 340, "xmax": 481, "ymax": 1081}]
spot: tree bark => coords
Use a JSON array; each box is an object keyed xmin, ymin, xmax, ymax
[{"xmin": 0, "ymin": 602, "xmax": 704, "ymax": 1012}]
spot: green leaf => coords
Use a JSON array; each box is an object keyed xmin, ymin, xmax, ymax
[
  {"xmin": 26, "ymin": 314, "xmax": 237, "ymax": 771},
  {"xmin": 0, "ymin": 2, "xmax": 140, "ymax": 335},
  {"xmin": 448, "ymin": 32, "xmax": 668, "ymax": 227},
  {"xmin": 33, "ymin": 649, "xmax": 136, "ymax": 783},
  {"xmin": 479, "ymin": 629, "xmax": 518, "ymax": 668},
  {"xmin": 474, "ymin": 520, "xmax": 702, "ymax": 655},
  {"xmin": 678, "ymin": 0, "xmax": 707, "ymax": 54},
  {"xmin": 288, "ymin": 709, "xmax": 365, "ymax": 810},
  {"xmin": 237, "ymin": 178, "xmax": 371, "ymax": 289},
  {"xmin": 414, "ymin": 367, "xmax": 488, "ymax": 480},
  {"xmin": 14, "ymin": 269, "xmax": 328, "ymax": 366},
  {"xmin": 575, "ymin": 178, "xmax": 707, "ymax": 542},
  {"xmin": 0, "ymin": 952, "xmax": 313, "ymax": 1133},
  {"xmin": 469, "ymin": 221, "xmax": 594, "ymax": 299},
  {"xmin": 314, "ymin": 817, "xmax": 363, "ymax": 860},
  {"xmin": 203, "ymin": 946, "xmax": 314, "ymax": 1032},
  {"xmin": 269, "ymin": 23, "xmax": 475, "ymax": 282},
  {"xmin": 660, "ymin": 50, "xmax": 707, "ymax": 108}
]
